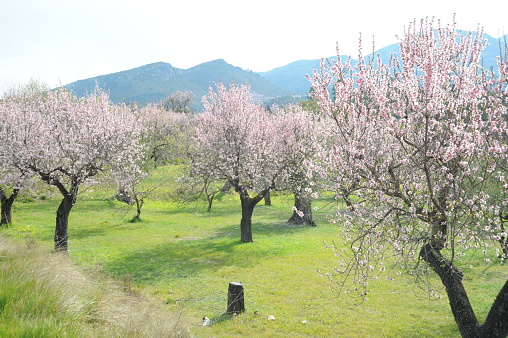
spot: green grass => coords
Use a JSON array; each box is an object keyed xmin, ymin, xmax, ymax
[{"xmin": 1, "ymin": 165, "xmax": 507, "ymax": 337}]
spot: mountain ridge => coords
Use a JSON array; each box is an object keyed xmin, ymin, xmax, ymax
[
  {"xmin": 65, "ymin": 59, "xmax": 297, "ymax": 109},
  {"xmin": 65, "ymin": 32, "xmax": 507, "ymax": 108}
]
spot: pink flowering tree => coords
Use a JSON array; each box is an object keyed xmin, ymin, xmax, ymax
[
  {"xmin": 190, "ymin": 83, "xmax": 305, "ymax": 242},
  {"xmin": 310, "ymin": 18, "xmax": 508, "ymax": 337},
  {"xmin": 2, "ymin": 87, "xmax": 145, "ymax": 251},
  {"xmin": 0, "ymin": 80, "xmax": 49, "ymax": 225},
  {"xmin": 269, "ymin": 104, "xmax": 324, "ymax": 226}
]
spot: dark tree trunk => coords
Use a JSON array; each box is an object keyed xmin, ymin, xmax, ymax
[
  {"xmin": 0, "ymin": 187, "xmax": 19, "ymax": 225},
  {"xmin": 237, "ymin": 188, "xmax": 267, "ymax": 243},
  {"xmin": 55, "ymin": 193, "xmax": 76, "ymax": 252},
  {"xmin": 499, "ymin": 214, "xmax": 508, "ymax": 259},
  {"xmin": 204, "ymin": 180, "xmax": 231, "ymax": 212},
  {"xmin": 41, "ymin": 176, "xmax": 79, "ymax": 253},
  {"xmin": 240, "ymin": 194, "xmax": 256, "ymax": 243},
  {"xmin": 288, "ymin": 191, "xmax": 316, "ymax": 226},
  {"xmin": 420, "ymin": 243, "xmax": 508, "ymax": 338}
]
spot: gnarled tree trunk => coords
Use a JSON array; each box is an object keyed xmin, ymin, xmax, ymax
[
  {"xmin": 288, "ymin": 191, "xmax": 316, "ymax": 226},
  {"xmin": 264, "ymin": 191, "xmax": 272, "ymax": 206},
  {"xmin": 0, "ymin": 187, "xmax": 19, "ymax": 225},
  {"xmin": 420, "ymin": 243, "xmax": 508, "ymax": 337},
  {"xmin": 133, "ymin": 193, "xmax": 143, "ymax": 222}
]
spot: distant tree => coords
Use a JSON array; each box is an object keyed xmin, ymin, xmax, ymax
[
  {"xmin": 189, "ymin": 84, "xmax": 304, "ymax": 242},
  {"xmin": 141, "ymin": 103, "xmax": 195, "ymax": 164},
  {"xmin": 310, "ymin": 18, "xmax": 508, "ymax": 337},
  {"xmin": 161, "ymin": 91, "xmax": 194, "ymax": 114},
  {"xmin": 297, "ymin": 98, "xmax": 320, "ymax": 113},
  {"xmin": 112, "ymin": 103, "xmax": 196, "ymax": 221},
  {"xmin": 2, "ymin": 87, "xmax": 145, "ymax": 251}
]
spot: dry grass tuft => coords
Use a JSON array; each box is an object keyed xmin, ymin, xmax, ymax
[{"xmin": 0, "ymin": 235, "xmax": 190, "ymax": 337}]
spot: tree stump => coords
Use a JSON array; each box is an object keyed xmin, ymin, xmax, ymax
[{"xmin": 226, "ymin": 282, "xmax": 245, "ymax": 314}]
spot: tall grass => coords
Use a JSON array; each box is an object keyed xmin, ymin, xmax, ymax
[{"xmin": 0, "ymin": 235, "xmax": 189, "ymax": 337}]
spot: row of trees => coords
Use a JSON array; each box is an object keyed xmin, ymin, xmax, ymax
[{"xmin": 0, "ymin": 81, "xmax": 321, "ymax": 249}]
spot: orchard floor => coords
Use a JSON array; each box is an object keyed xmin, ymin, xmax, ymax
[{"xmin": 2, "ymin": 174, "xmax": 506, "ymax": 337}]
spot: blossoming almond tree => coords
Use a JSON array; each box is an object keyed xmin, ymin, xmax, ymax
[
  {"xmin": 310, "ymin": 18, "xmax": 508, "ymax": 337},
  {"xmin": 0, "ymin": 80, "xmax": 48, "ymax": 225},
  {"xmin": 191, "ymin": 83, "xmax": 307, "ymax": 242},
  {"xmin": 269, "ymin": 104, "xmax": 324, "ymax": 226},
  {"xmin": 2, "ymin": 87, "xmax": 145, "ymax": 251}
]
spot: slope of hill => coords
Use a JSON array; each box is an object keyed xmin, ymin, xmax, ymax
[
  {"xmin": 261, "ymin": 33, "xmax": 508, "ymax": 94},
  {"xmin": 65, "ymin": 59, "xmax": 296, "ymax": 109},
  {"xmin": 259, "ymin": 59, "xmax": 323, "ymax": 95}
]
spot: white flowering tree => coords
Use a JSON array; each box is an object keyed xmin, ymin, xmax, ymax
[
  {"xmin": 1, "ymin": 87, "xmax": 145, "ymax": 251},
  {"xmin": 310, "ymin": 18, "xmax": 508, "ymax": 337}
]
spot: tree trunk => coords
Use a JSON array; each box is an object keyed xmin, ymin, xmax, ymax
[
  {"xmin": 499, "ymin": 214, "xmax": 508, "ymax": 259},
  {"xmin": 420, "ymin": 243, "xmax": 508, "ymax": 337},
  {"xmin": 288, "ymin": 192, "xmax": 316, "ymax": 226},
  {"xmin": 0, "ymin": 187, "xmax": 19, "ymax": 225},
  {"xmin": 48, "ymin": 179, "xmax": 78, "ymax": 252},
  {"xmin": 264, "ymin": 191, "xmax": 272, "ymax": 206},
  {"xmin": 55, "ymin": 194, "xmax": 75, "ymax": 252},
  {"xmin": 240, "ymin": 195, "xmax": 256, "ymax": 243},
  {"xmin": 133, "ymin": 193, "xmax": 143, "ymax": 222}
]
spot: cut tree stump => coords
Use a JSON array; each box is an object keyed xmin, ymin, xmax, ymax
[{"xmin": 226, "ymin": 282, "xmax": 245, "ymax": 314}]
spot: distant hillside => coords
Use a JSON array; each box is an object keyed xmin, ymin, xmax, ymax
[
  {"xmin": 259, "ymin": 59, "xmax": 323, "ymax": 95},
  {"xmin": 65, "ymin": 59, "xmax": 296, "ymax": 110},
  {"xmin": 260, "ymin": 33, "xmax": 508, "ymax": 94},
  {"xmin": 65, "ymin": 33, "xmax": 507, "ymax": 108}
]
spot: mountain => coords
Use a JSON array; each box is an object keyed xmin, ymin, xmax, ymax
[
  {"xmin": 261, "ymin": 33, "xmax": 508, "ymax": 94},
  {"xmin": 65, "ymin": 33, "xmax": 507, "ymax": 108},
  {"xmin": 65, "ymin": 59, "xmax": 297, "ymax": 110},
  {"xmin": 259, "ymin": 59, "xmax": 324, "ymax": 95}
]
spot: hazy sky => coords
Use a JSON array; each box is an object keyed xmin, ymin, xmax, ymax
[{"xmin": 1, "ymin": 0, "xmax": 506, "ymax": 93}]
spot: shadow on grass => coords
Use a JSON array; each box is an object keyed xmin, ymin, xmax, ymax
[{"xmin": 103, "ymin": 222, "xmax": 315, "ymax": 284}]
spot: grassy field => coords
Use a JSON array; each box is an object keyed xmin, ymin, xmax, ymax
[{"xmin": 1, "ymin": 165, "xmax": 507, "ymax": 337}]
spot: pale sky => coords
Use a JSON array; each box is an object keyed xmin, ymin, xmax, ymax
[{"xmin": 1, "ymin": 0, "xmax": 506, "ymax": 93}]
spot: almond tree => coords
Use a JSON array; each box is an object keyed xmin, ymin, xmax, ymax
[
  {"xmin": 115, "ymin": 103, "xmax": 196, "ymax": 221},
  {"xmin": 190, "ymin": 84, "xmax": 306, "ymax": 242},
  {"xmin": 160, "ymin": 91, "xmax": 194, "ymax": 114},
  {"xmin": 0, "ymin": 80, "xmax": 48, "ymax": 225},
  {"xmin": 2, "ymin": 87, "xmax": 145, "ymax": 251},
  {"xmin": 141, "ymin": 103, "xmax": 195, "ymax": 165},
  {"xmin": 270, "ymin": 104, "xmax": 323, "ymax": 226},
  {"xmin": 310, "ymin": 18, "xmax": 508, "ymax": 337}
]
